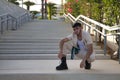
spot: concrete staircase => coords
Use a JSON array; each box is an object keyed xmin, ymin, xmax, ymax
[
  {"xmin": 0, "ymin": 20, "xmax": 119, "ymax": 80},
  {"xmin": 0, "ymin": 20, "xmax": 106, "ymax": 60}
]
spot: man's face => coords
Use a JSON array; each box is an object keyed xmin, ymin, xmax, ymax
[{"xmin": 73, "ymin": 26, "xmax": 82, "ymax": 35}]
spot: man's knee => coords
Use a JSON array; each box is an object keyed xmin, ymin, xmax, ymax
[
  {"xmin": 63, "ymin": 41, "xmax": 73, "ymax": 55},
  {"xmin": 63, "ymin": 41, "xmax": 73, "ymax": 50}
]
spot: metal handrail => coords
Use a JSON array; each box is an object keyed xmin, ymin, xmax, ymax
[
  {"xmin": 0, "ymin": 13, "xmax": 8, "ymax": 17},
  {"xmin": 63, "ymin": 13, "xmax": 120, "ymax": 64},
  {"xmin": 0, "ymin": 13, "xmax": 16, "ymax": 34},
  {"xmin": 64, "ymin": 13, "xmax": 76, "ymax": 23},
  {"xmin": 8, "ymin": 14, "xmax": 17, "ymax": 29},
  {"xmin": 0, "ymin": 12, "xmax": 31, "ymax": 34},
  {"xmin": 65, "ymin": 13, "xmax": 120, "ymax": 31}
]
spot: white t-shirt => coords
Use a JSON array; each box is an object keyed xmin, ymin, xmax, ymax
[{"xmin": 77, "ymin": 40, "xmax": 86, "ymax": 51}]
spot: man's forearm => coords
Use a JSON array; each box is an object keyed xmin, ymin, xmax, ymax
[
  {"xmin": 59, "ymin": 38, "xmax": 70, "ymax": 53},
  {"xmin": 86, "ymin": 51, "xmax": 92, "ymax": 60}
]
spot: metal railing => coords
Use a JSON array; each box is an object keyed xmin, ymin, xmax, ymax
[
  {"xmin": 64, "ymin": 13, "xmax": 120, "ymax": 63},
  {"xmin": 17, "ymin": 12, "xmax": 32, "ymax": 28},
  {"xmin": 0, "ymin": 12, "xmax": 32, "ymax": 34}
]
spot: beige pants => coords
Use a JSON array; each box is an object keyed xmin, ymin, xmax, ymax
[{"xmin": 63, "ymin": 41, "xmax": 95, "ymax": 62}]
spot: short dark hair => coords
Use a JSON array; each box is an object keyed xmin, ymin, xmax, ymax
[{"xmin": 72, "ymin": 22, "xmax": 82, "ymax": 28}]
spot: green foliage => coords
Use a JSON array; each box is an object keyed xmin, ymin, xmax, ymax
[
  {"xmin": 47, "ymin": 3, "xmax": 57, "ymax": 20},
  {"xmin": 8, "ymin": 0, "xmax": 19, "ymax": 5},
  {"xmin": 59, "ymin": 12, "xmax": 64, "ymax": 16},
  {"xmin": 102, "ymin": 0, "xmax": 120, "ymax": 25},
  {"xmin": 65, "ymin": 0, "xmax": 120, "ymax": 26},
  {"xmin": 65, "ymin": 0, "xmax": 81, "ymax": 17},
  {"xmin": 23, "ymin": 1, "xmax": 35, "ymax": 11},
  {"xmin": 30, "ymin": 11, "xmax": 39, "ymax": 19},
  {"xmin": 30, "ymin": 11, "xmax": 39, "ymax": 15},
  {"xmin": 65, "ymin": 0, "xmax": 120, "ymax": 42}
]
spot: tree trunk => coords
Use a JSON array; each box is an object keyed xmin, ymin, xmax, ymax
[
  {"xmin": 41, "ymin": 0, "xmax": 44, "ymax": 19},
  {"xmin": 98, "ymin": 4, "xmax": 103, "ymax": 43},
  {"xmin": 27, "ymin": 6, "xmax": 30, "ymax": 11},
  {"xmin": 47, "ymin": 6, "xmax": 51, "ymax": 20}
]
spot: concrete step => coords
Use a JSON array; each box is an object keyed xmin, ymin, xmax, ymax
[
  {"xmin": 0, "ymin": 53, "xmax": 110, "ymax": 60},
  {"xmin": 0, "ymin": 45, "xmax": 59, "ymax": 50},
  {"xmin": 0, "ymin": 45, "xmax": 101, "ymax": 50},
  {"xmin": 0, "ymin": 42, "xmax": 102, "ymax": 50},
  {"xmin": 0, "ymin": 60, "xmax": 120, "ymax": 80},
  {"xmin": 0, "ymin": 39, "xmax": 60, "ymax": 43},
  {"xmin": 0, "ymin": 49, "xmax": 104, "ymax": 54},
  {"xmin": 0, "ymin": 50, "xmax": 58, "ymax": 54},
  {"xmin": 0, "ymin": 43, "xmax": 58, "ymax": 46}
]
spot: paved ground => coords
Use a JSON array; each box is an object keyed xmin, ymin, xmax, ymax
[
  {"xmin": 0, "ymin": 60, "xmax": 120, "ymax": 80},
  {"xmin": 0, "ymin": 60, "xmax": 120, "ymax": 74}
]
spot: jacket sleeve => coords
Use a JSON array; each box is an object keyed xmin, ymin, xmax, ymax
[{"xmin": 85, "ymin": 32, "xmax": 93, "ymax": 45}]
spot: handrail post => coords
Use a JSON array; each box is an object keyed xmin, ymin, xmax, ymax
[
  {"xmin": 117, "ymin": 29, "xmax": 120, "ymax": 64},
  {"xmin": 15, "ymin": 18, "xmax": 17, "ymax": 30},
  {"xmin": 95, "ymin": 25, "xmax": 98, "ymax": 45},
  {"xmin": 84, "ymin": 24, "xmax": 87, "ymax": 31},
  {"xmin": 88, "ymin": 22, "xmax": 91, "ymax": 33},
  {"xmin": 20, "ymin": 16, "xmax": 22, "ymax": 26},
  {"xmin": 19, "ymin": 17, "xmax": 21, "ymax": 27},
  {"xmin": 1, "ymin": 22, "xmax": 3, "ymax": 34},
  {"xmin": 17, "ymin": 19, "xmax": 19, "ymax": 28},
  {"xmin": 12, "ymin": 19, "xmax": 14, "ymax": 30},
  {"xmin": 0, "ymin": 17, "xmax": 1, "ymax": 34},
  {"xmin": 84, "ymin": 24, "xmax": 86, "ymax": 31},
  {"xmin": 104, "ymin": 29, "xmax": 107, "ymax": 55},
  {"xmin": 88, "ymin": 26, "xmax": 90, "ymax": 33},
  {"xmin": 6, "ymin": 15, "xmax": 9, "ymax": 30},
  {"xmin": 1, "ymin": 17, "xmax": 3, "ymax": 34},
  {"xmin": 118, "ymin": 34, "xmax": 120, "ymax": 64},
  {"xmin": 117, "ymin": 33, "xmax": 120, "ymax": 64}
]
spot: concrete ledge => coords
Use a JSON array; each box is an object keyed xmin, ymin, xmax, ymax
[
  {"xmin": 0, "ymin": 54, "xmax": 110, "ymax": 60},
  {"xmin": 0, "ymin": 74, "xmax": 120, "ymax": 80},
  {"xmin": 0, "ymin": 60, "xmax": 120, "ymax": 74},
  {"xmin": 0, "ymin": 60, "xmax": 120, "ymax": 80}
]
